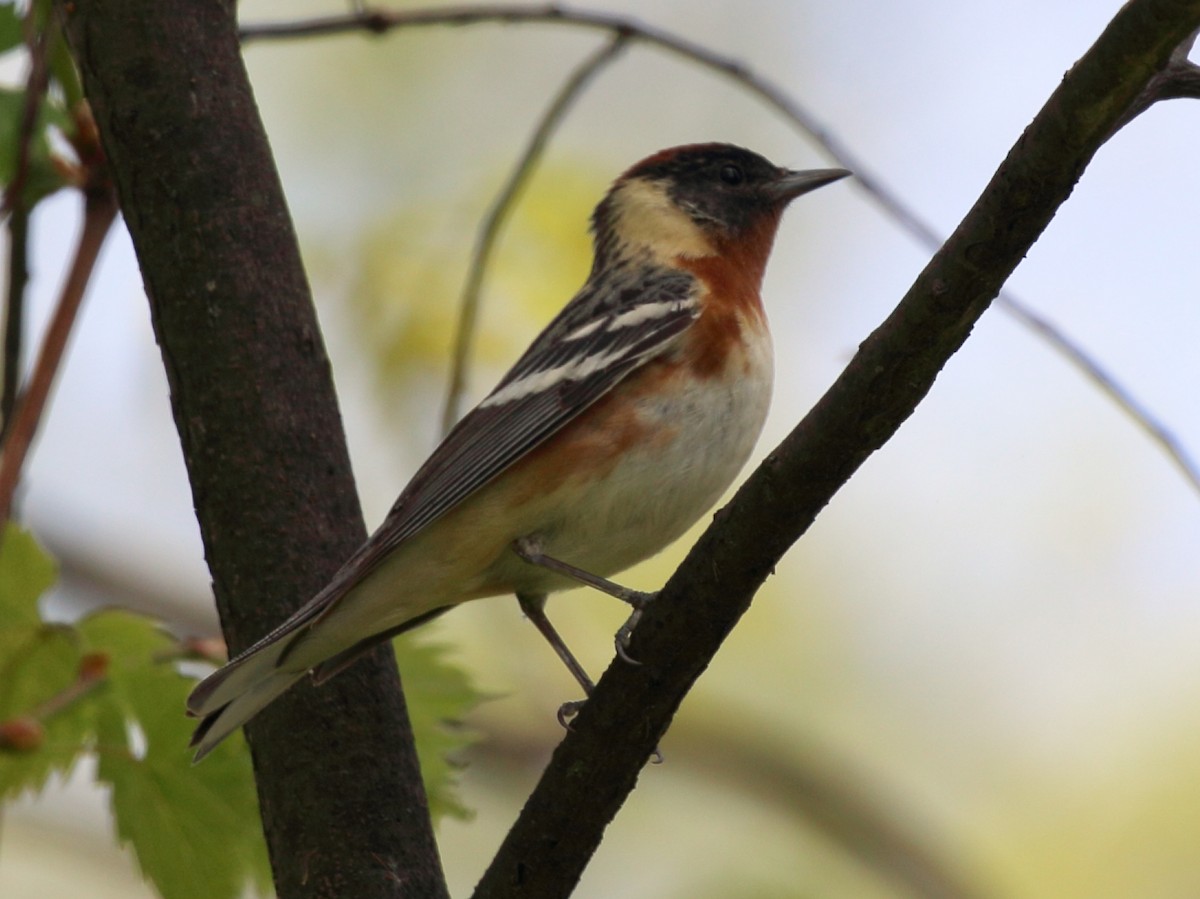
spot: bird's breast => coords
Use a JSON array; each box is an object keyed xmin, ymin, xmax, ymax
[{"xmin": 507, "ymin": 311, "xmax": 774, "ymax": 585}]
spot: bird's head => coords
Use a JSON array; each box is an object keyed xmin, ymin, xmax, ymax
[{"xmin": 590, "ymin": 143, "xmax": 849, "ymax": 272}]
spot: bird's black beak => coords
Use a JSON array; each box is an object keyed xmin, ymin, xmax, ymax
[{"xmin": 764, "ymin": 167, "xmax": 852, "ymax": 204}]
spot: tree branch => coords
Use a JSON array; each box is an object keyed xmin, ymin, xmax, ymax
[
  {"xmin": 0, "ymin": 173, "xmax": 115, "ymax": 529},
  {"xmin": 441, "ymin": 32, "xmax": 629, "ymax": 434},
  {"xmin": 471, "ymin": 2, "xmax": 1200, "ymax": 896},
  {"xmin": 0, "ymin": 9, "xmax": 52, "ymax": 439},
  {"xmin": 1112, "ymin": 27, "xmax": 1200, "ymax": 128},
  {"xmin": 241, "ymin": 4, "xmax": 1200, "ymax": 499},
  {"xmin": 1, "ymin": 204, "xmax": 30, "ymax": 441},
  {"xmin": 56, "ymin": 2, "xmax": 448, "ymax": 897}
]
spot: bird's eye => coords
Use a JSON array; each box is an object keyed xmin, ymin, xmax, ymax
[{"xmin": 718, "ymin": 163, "xmax": 745, "ymax": 186}]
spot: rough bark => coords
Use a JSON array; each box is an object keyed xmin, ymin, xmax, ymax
[
  {"xmin": 57, "ymin": 2, "xmax": 448, "ymax": 896},
  {"xmin": 473, "ymin": 1, "xmax": 1200, "ymax": 896}
]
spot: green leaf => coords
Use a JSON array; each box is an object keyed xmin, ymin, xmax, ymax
[
  {"xmin": 0, "ymin": 525, "xmax": 84, "ymax": 799},
  {"xmin": 102, "ymin": 749, "xmax": 270, "ymax": 899},
  {"xmin": 79, "ymin": 610, "xmax": 188, "ymax": 745},
  {"xmin": 0, "ymin": 521, "xmax": 57, "ymax": 624},
  {"xmin": 81, "ymin": 610, "xmax": 271, "ymax": 899},
  {"xmin": 395, "ymin": 633, "xmax": 487, "ymax": 822},
  {"xmin": 0, "ymin": 534, "xmax": 270, "ymax": 898},
  {"xmin": 0, "ymin": 525, "xmax": 480, "ymax": 898},
  {"xmin": 0, "ymin": 623, "xmax": 89, "ymax": 799}
]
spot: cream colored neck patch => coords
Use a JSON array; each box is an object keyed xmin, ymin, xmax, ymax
[{"xmin": 606, "ymin": 178, "xmax": 715, "ymax": 263}]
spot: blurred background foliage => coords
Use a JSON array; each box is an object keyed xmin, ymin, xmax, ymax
[
  {"xmin": 2, "ymin": 0, "xmax": 1200, "ymax": 898},
  {"xmin": 347, "ymin": 161, "xmax": 596, "ymax": 436}
]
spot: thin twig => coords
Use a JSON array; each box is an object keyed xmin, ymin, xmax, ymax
[
  {"xmin": 26, "ymin": 653, "xmax": 108, "ymax": 720},
  {"xmin": 471, "ymin": 6, "xmax": 1200, "ymax": 895},
  {"xmin": 440, "ymin": 33, "xmax": 629, "ymax": 434},
  {"xmin": 1, "ymin": 210, "xmax": 29, "ymax": 440},
  {"xmin": 1, "ymin": 11, "xmax": 52, "ymax": 438},
  {"xmin": 1112, "ymin": 27, "xmax": 1200, "ymax": 129},
  {"xmin": 242, "ymin": 4, "xmax": 1200, "ymax": 496},
  {"xmin": 0, "ymin": 184, "xmax": 117, "ymax": 528},
  {"xmin": 2, "ymin": 7, "xmax": 52, "ymax": 217},
  {"xmin": 998, "ymin": 293, "xmax": 1200, "ymax": 487},
  {"xmin": 0, "ymin": 653, "xmax": 108, "ymax": 752}
]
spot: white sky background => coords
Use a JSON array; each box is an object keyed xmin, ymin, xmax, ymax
[{"xmin": 5, "ymin": 1, "xmax": 1200, "ymax": 897}]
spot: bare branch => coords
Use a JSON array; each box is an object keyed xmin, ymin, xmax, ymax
[
  {"xmin": 2, "ymin": 8, "xmax": 52, "ymax": 217},
  {"xmin": 1, "ymin": 11, "xmax": 52, "ymax": 439},
  {"xmin": 0, "ymin": 181, "xmax": 116, "ymax": 529},
  {"xmin": 468, "ymin": 3, "xmax": 1200, "ymax": 896},
  {"xmin": 998, "ymin": 293, "xmax": 1200, "ymax": 492},
  {"xmin": 242, "ymin": 4, "xmax": 1200, "ymax": 498},
  {"xmin": 2, "ymin": 208, "xmax": 29, "ymax": 440},
  {"xmin": 1113, "ymin": 26, "xmax": 1200, "ymax": 127},
  {"xmin": 237, "ymin": 3, "xmax": 1200, "ymax": 892},
  {"xmin": 440, "ymin": 32, "xmax": 629, "ymax": 434},
  {"xmin": 477, "ymin": 715, "xmax": 992, "ymax": 899},
  {"xmin": 60, "ymin": 3, "xmax": 449, "ymax": 894}
]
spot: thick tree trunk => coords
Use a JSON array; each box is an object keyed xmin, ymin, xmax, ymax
[{"xmin": 58, "ymin": 2, "xmax": 449, "ymax": 896}]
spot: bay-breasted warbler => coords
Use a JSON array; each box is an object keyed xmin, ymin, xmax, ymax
[{"xmin": 187, "ymin": 143, "xmax": 849, "ymax": 760}]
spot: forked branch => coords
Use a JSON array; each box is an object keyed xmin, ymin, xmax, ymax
[
  {"xmin": 465, "ymin": 3, "xmax": 1200, "ymax": 896},
  {"xmin": 241, "ymin": 4, "xmax": 1200, "ymax": 497},
  {"xmin": 441, "ymin": 32, "xmax": 629, "ymax": 433}
]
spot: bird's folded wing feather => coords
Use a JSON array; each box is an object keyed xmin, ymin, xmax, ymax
[
  {"xmin": 375, "ymin": 266, "xmax": 701, "ymax": 549},
  {"xmin": 202, "ymin": 266, "xmax": 701, "ymax": 673}
]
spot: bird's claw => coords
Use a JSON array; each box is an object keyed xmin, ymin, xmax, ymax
[
  {"xmin": 557, "ymin": 699, "xmax": 587, "ymax": 729},
  {"xmin": 614, "ymin": 593, "xmax": 655, "ymax": 665},
  {"xmin": 554, "ymin": 698, "xmax": 663, "ymax": 764},
  {"xmin": 615, "ymin": 617, "xmax": 641, "ymax": 665}
]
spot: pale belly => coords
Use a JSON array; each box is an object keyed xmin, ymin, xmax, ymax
[
  {"xmin": 488, "ymin": 334, "xmax": 774, "ymax": 596},
  {"xmin": 316, "ymin": 325, "xmax": 774, "ymax": 656}
]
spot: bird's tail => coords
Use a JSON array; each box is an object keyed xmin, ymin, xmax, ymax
[
  {"xmin": 185, "ymin": 598, "xmax": 455, "ymax": 762},
  {"xmin": 186, "ymin": 634, "xmax": 306, "ymax": 763}
]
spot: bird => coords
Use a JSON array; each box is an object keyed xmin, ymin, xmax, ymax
[{"xmin": 186, "ymin": 143, "xmax": 849, "ymax": 760}]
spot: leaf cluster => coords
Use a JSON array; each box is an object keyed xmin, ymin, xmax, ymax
[
  {"xmin": 0, "ymin": 524, "xmax": 270, "ymax": 899},
  {"xmin": 0, "ymin": 523, "xmax": 484, "ymax": 896}
]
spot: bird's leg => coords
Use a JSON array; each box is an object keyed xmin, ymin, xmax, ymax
[
  {"xmin": 515, "ymin": 554, "xmax": 665, "ymax": 761},
  {"xmin": 516, "ymin": 592, "xmax": 591, "ymax": 726},
  {"xmin": 513, "ymin": 537, "xmax": 655, "ymax": 607},
  {"xmin": 613, "ymin": 609, "xmax": 644, "ymax": 664},
  {"xmin": 515, "ymin": 589, "xmax": 661, "ymax": 761},
  {"xmin": 512, "ymin": 537, "xmax": 656, "ymax": 661}
]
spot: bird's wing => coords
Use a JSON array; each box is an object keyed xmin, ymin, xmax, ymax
[
  {"xmin": 360, "ymin": 264, "xmax": 699, "ymax": 563},
  {"xmin": 202, "ymin": 265, "xmax": 701, "ymax": 674},
  {"xmin": 370, "ymin": 264, "xmax": 701, "ymax": 554}
]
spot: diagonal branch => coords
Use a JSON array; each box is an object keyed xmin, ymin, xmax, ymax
[
  {"xmin": 0, "ymin": 181, "xmax": 116, "ymax": 529},
  {"xmin": 1, "ymin": 10, "xmax": 53, "ymax": 438},
  {"xmin": 2, "ymin": 206, "xmax": 30, "ymax": 440},
  {"xmin": 441, "ymin": 32, "xmax": 629, "ymax": 434},
  {"xmin": 242, "ymin": 4, "xmax": 1200, "ymax": 498},
  {"xmin": 59, "ymin": 3, "xmax": 449, "ymax": 897},
  {"xmin": 1112, "ymin": 26, "xmax": 1200, "ymax": 128},
  {"xmin": 997, "ymin": 293, "xmax": 1200, "ymax": 491},
  {"xmin": 469, "ymin": 2, "xmax": 1200, "ymax": 896}
]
